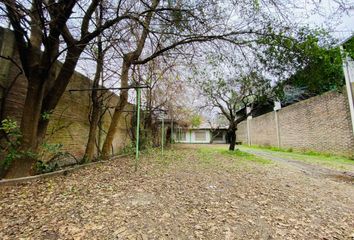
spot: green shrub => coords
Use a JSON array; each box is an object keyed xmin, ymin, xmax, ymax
[
  {"xmin": 0, "ymin": 119, "xmax": 22, "ymax": 171},
  {"xmin": 35, "ymin": 160, "xmax": 59, "ymax": 174},
  {"xmin": 119, "ymin": 143, "xmax": 136, "ymax": 155}
]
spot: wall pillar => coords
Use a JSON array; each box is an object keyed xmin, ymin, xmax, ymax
[
  {"xmin": 274, "ymin": 101, "xmax": 282, "ymax": 148},
  {"xmin": 274, "ymin": 110, "xmax": 281, "ymax": 148},
  {"xmin": 246, "ymin": 116, "xmax": 252, "ymax": 146},
  {"xmin": 341, "ymin": 49, "xmax": 354, "ymax": 134}
]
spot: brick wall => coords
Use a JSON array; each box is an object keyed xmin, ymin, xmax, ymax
[
  {"xmin": 236, "ymin": 90, "xmax": 354, "ymax": 157},
  {"xmin": 0, "ymin": 28, "xmax": 133, "ymax": 161}
]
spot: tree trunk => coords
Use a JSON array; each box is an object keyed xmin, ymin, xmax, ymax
[
  {"xmin": 84, "ymin": 10, "xmax": 104, "ymax": 162},
  {"xmin": 84, "ymin": 62, "xmax": 103, "ymax": 161},
  {"xmin": 4, "ymin": 156, "xmax": 36, "ymax": 178},
  {"xmin": 100, "ymin": 0, "xmax": 159, "ymax": 158},
  {"xmin": 228, "ymin": 125, "xmax": 237, "ymax": 151},
  {"xmin": 5, "ymin": 79, "xmax": 45, "ymax": 178},
  {"xmin": 6, "ymin": 47, "xmax": 83, "ymax": 177},
  {"xmin": 36, "ymin": 47, "xmax": 83, "ymax": 144},
  {"xmin": 20, "ymin": 83, "xmax": 45, "ymax": 150},
  {"xmin": 84, "ymin": 103, "xmax": 100, "ymax": 161},
  {"xmin": 101, "ymin": 60, "xmax": 130, "ymax": 159},
  {"xmin": 143, "ymin": 87, "xmax": 153, "ymax": 144}
]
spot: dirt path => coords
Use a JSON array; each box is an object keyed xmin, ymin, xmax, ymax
[
  {"xmin": 1, "ymin": 145, "xmax": 354, "ymax": 239},
  {"xmin": 238, "ymin": 146, "xmax": 354, "ymax": 183}
]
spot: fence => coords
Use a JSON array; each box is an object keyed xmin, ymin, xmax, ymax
[{"xmin": 236, "ymin": 89, "xmax": 354, "ymax": 157}]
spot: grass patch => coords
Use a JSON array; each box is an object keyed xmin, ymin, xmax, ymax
[
  {"xmin": 145, "ymin": 147, "xmax": 184, "ymax": 167},
  {"xmin": 197, "ymin": 146, "xmax": 272, "ymax": 166},
  {"xmin": 247, "ymin": 144, "xmax": 353, "ymax": 159},
  {"xmin": 241, "ymin": 145, "xmax": 354, "ymax": 171},
  {"xmin": 247, "ymin": 144, "xmax": 294, "ymax": 153},
  {"xmin": 195, "ymin": 147, "xmax": 220, "ymax": 166},
  {"xmin": 219, "ymin": 149, "xmax": 272, "ymax": 165}
]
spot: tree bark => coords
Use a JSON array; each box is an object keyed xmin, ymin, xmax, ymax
[
  {"xmin": 143, "ymin": 86, "xmax": 153, "ymax": 144},
  {"xmin": 5, "ymin": 77, "xmax": 45, "ymax": 178},
  {"xmin": 4, "ymin": 156, "xmax": 36, "ymax": 179},
  {"xmin": 84, "ymin": 49, "xmax": 103, "ymax": 161},
  {"xmin": 5, "ymin": 47, "xmax": 83, "ymax": 178},
  {"xmin": 20, "ymin": 83, "xmax": 45, "ymax": 150},
  {"xmin": 2, "ymin": 0, "xmax": 112, "ymax": 177},
  {"xmin": 84, "ymin": 102, "xmax": 101, "ymax": 161},
  {"xmin": 228, "ymin": 124, "xmax": 237, "ymax": 151},
  {"xmin": 101, "ymin": 60, "xmax": 130, "ymax": 158},
  {"xmin": 36, "ymin": 47, "xmax": 83, "ymax": 144},
  {"xmin": 83, "ymin": 5, "xmax": 105, "ymax": 162},
  {"xmin": 95, "ymin": 0, "xmax": 159, "ymax": 159}
]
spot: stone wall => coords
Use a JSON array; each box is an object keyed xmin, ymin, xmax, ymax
[
  {"xmin": 236, "ymin": 90, "xmax": 354, "ymax": 157},
  {"xmin": 0, "ymin": 28, "xmax": 133, "ymax": 161}
]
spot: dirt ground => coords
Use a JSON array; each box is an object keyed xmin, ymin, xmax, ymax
[{"xmin": 1, "ymin": 144, "xmax": 354, "ymax": 239}]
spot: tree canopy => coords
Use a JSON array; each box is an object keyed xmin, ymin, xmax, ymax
[{"xmin": 0, "ymin": 0, "xmax": 353, "ymax": 177}]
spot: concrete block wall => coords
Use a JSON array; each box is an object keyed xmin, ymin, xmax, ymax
[
  {"xmin": 0, "ymin": 28, "xmax": 133, "ymax": 160},
  {"xmin": 236, "ymin": 90, "xmax": 354, "ymax": 157}
]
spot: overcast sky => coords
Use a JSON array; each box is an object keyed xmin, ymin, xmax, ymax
[{"xmin": 292, "ymin": 0, "xmax": 354, "ymax": 40}]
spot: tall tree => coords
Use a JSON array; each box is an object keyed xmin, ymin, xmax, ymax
[
  {"xmin": 101, "ymin": 0, "xmax": 160, "ymax": 158},
  {"xmin": 0, "ymin": 0, "xmax": 140, "ymax": 177},
  {"xmin": 98, "ymin": 0, "xmax": 298, "ymax": 157},
  {"xmin": 1, "ymin": 0, "xmax": 346, "ymax": 176},
  {"xmin": 83, "ymin": 2, "xmax": 107, "ymax": 162},
  {"xmin": 194, "ymin": 69, "xmax": 273, "ymax": 150}
]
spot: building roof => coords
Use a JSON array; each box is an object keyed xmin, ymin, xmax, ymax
[{"xmin": 189, "ymin": 122, "xmax": 228, "ymax": 130}]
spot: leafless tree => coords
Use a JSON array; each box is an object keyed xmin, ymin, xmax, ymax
[
  {"xmin": 1, "ymin": 0, "xmax": 347, "ymax": 176},
  {"xmin": 98, "ymin": 0, "xmax": 299, "ymax": 157},
  {"xmin": 0, "ymin": 0, "xmax": 147, "ymax": 177}
]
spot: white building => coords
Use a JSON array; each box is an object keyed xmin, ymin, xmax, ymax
[{"xmin": 174, "ymin": 123, "xmax": 228, "ymax": 144}]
